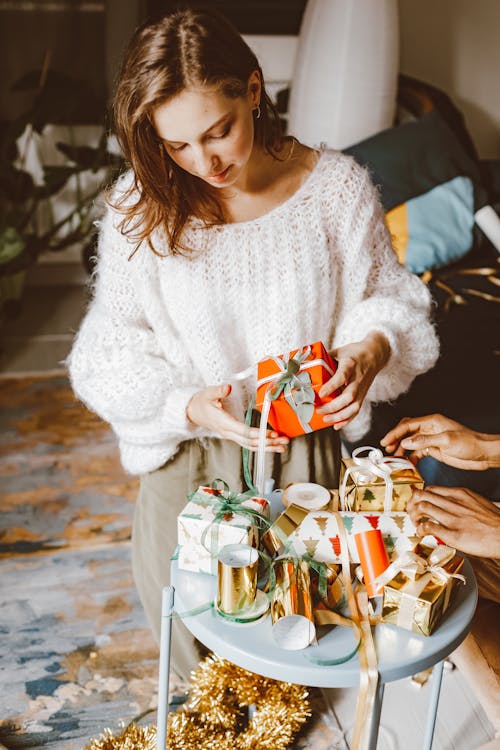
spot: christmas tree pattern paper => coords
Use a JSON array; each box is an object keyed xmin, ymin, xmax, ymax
[{"xmin": 286, "ymin": 511, "xmax": 435, "ymax": 564}]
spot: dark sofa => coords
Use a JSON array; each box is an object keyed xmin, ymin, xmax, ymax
[{"xmin": 342, "ymin": 76, "xmax": 500, "ymax": 498}]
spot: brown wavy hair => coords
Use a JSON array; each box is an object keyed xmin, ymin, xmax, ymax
[{"xmin": 111, "ymin": 7, "xmax": 284, "ymax": 256}]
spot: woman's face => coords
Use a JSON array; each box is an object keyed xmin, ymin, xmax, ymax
[{"xmin": 152, "ymin": 75, "xmax": 260, "ymax": 190}]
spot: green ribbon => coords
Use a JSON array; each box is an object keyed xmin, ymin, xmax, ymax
[
  {"xmin": 268, "ymin": 349, "xmax": 316, "ymax": 428},
  {"xmin": 305, "ymin": 626, "xmax": 361, "ymax": 666},
  {"xmin": 272, "ymin": 553, "xmax": 330, "ymax": 607},
  {"xmin": 242, "ymin": 347, "xmax": 317, "ymax": 493},
  {"xmin": 242, "ymin": 399, "xmax": 258, "ymax": 494},
  {"xmin": 271, "ymin": 552, "xmax": 360, "ymax": 665},
  {"xmin": 190, "ymin": 479, "xmax": 271, "ymax": 559},
  {"xmin": 171, "ymin": 544, "xmax": 360, "ymax": 665}
]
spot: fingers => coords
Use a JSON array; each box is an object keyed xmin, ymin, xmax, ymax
[
  {"xmin": 407, "ymin": 487, "xmax": 475, "ymax": 535},
  {"xmin": 414, "ymin": 520, "xmax": 460, "ymax": 548},
  {"xmin": 322, "ymin": 399, "xmax": 360, "ymax": 429},
  {"xmin": 399, "ymin": 431, "xmax": 449, "ymax": 454},
  {"xmin": 319, "ymin": 351, "xmax": 360, "ymax": 399},
  {"xmin": 217, "ymin": 413, "xmax": 289, "ymax": 452},
  {"xmin": 380, "ymin": 416, "xmax": 423, "ymax": 452},
  {"xmin": 381, "ymin": 414, "xmax": 456, "ymax": 453},
  {"xmin": 318, "ymin": 371, "xmax": 346, "ymax": 399},
  {"xmin": 408, "ymin": 497, "xmax": 459, "ymax": 528},
  {"xmin": 318, "ymin": 386, "xmax": 373, "ymax": 432},
  {"xmin": 205, "ymin": 383, "xmax": 231, "ymax": 400},
  {"xmin": 414, "ymin": 484, "xmax": 492, "ymax": 513}
]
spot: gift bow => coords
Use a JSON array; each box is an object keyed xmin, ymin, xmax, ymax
[
  {"xmin": 193, "ymin": 479, "xmax": 271, "ymax": 555},
  {"xmin": 340, "ymin": 445, "xmax": 417, "ymax": 513},
  {"xmin": 258, "ymin": 346, "xmax": 317, "ymax": 428},
  {"xmin": 370, "ymin": 545, "xmax": 466, "ymax": 597},
  {"xmin": 254, "ymin": 347, "xmax": 335, "ymax": 495}
]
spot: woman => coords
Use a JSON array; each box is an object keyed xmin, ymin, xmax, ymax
[{"xmin": 68, "ymin": 8, "xmax": 439, "ymax": 680}]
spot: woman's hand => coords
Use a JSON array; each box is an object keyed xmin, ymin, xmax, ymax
[
  {"xmin": 380, "ymin": 414, "xmax": 500, "ymax": 470},
  {"xmin": 317, "ymin": 331, "xmax": 391, "ymax": 429},
  {"xmin": 407, "ymin": 485, "xmax": 500, "ymax": 558},
  {"xmin": 186, "ymin": 383, "xmax": 289, "ymax": 452}
]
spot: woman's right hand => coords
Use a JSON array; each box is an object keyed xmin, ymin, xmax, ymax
[
  {"xmin": 381, "ymin": 413, "xmax": 500, "ymax": 471},
  {"xmin": 186, "ymin": 383, "xmax": 289, "ymax": 452}
]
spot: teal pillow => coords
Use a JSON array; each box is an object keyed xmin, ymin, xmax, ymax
[{"xmin": 344, "ymin": 110, "xmax": 488, "ymax": 272}]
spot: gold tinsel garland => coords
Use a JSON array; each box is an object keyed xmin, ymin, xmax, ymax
[{"xmin": 84, "ymin": 653, "xmax": 311, "ymax": 750}]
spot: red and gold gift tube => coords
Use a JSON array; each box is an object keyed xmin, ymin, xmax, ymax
[
  {"xmin": 354, "ymin": 529, "xmax": 390, "ymax": 598},
  {"xmin": 271, "ymin": 558, "xmax": 316, "ymax": 650}
]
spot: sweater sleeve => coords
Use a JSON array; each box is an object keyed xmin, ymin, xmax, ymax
[
  {"xmin": 331, "ymin": 161, "xmax": 440, "ymax": 440},
  {"xmin": 67, "ymin": 209, "xmax": 208, "ymax": 474}
]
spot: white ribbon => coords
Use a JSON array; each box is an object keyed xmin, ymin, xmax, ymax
[
  {"xmin": 340, "ymin": 446, "xmax": 417, "ymax": 513},
  {"xmin": 372, "ymin": 544, "xmax": 465, "ymax": 616}
]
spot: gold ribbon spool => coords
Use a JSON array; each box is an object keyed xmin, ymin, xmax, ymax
[{"xmin": 217, "ymin": 544, "xmax": 259, "ymax": 615}]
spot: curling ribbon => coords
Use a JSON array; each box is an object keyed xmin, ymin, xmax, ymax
[
  {"xmin": 233, "ymin": 347, "xmax": 335, "ymax": 495},
  {"xmin": 340, "ymin": 446, "xmax": 416, "ymax": 514},
  {"xmin": 371, "ymin": 546, "xmax": 466, "ymax": 630},
  {"xmin": 305, "ymin": 511, "xmax": 364, "ymax": 667},
  {"xmin": 333, "ymin": 510, "xmax": 379, "ymax": 750},
  {"xmin": 370, "ymin": 545, "xmax": 466, "ymax": 596},
  {"xmin": 193, "ymin": 479, "xmax": 271, "ymax": 557}
]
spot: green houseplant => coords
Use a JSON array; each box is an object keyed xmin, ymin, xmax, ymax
[{"xmin": 0, "ymin": 69, "xmax": 124, "ymax": 319}]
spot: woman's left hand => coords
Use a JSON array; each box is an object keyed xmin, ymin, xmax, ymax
[{"xmin": 317, "ymin": 331, "xmax": 391, "ymax": 430}]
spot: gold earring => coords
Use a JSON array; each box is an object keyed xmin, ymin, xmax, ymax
[{"xmin": 255, "ymin": 105, "xmax": 261, "ymax": 119}]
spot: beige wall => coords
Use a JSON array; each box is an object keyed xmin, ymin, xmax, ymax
[{"xmin": 399, "ymin": 0, "xmax": 500, "ymax": 159}]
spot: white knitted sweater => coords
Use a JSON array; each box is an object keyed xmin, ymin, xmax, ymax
[{"xmin": 68, "ymin": 150, "xmax": 439, "ymax": 475}]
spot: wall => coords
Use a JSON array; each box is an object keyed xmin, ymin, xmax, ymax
[
  {"xmin": 247, "ymin": 0, "xmax": 500, "ymax": 159},
  {"xmin": 399, "ymin": 0, "xmax": 500, "ymax": 159}
]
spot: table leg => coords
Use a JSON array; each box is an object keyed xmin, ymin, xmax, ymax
[
  {"xmin": 422, "ymin": 659, "xmax": 444, "ymax": 750},
  {"xmin": 156, "ymin": 586, "xmax": 175, "ymax": 750},
  {"xmin": 367, "ymin": 678, "xmax": 385, "ymax": 750}
]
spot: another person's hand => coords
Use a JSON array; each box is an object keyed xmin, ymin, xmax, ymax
[
  {"xmin": 408, "ymin": 485, "xmax": 500, "ymax": 558},
  {"xmin": 317, "ymin": 331, "xmax": 391, "ymax": 430},
  {"xmin": 381, "ymin": 414, "xmax": 500, "ymax": 471},
  {"xmin": 186, "ymin": 384, "xmax": 289, "ymax": 452}
]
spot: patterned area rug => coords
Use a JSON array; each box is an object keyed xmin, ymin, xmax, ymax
[{"xmin": 0, "ymin": 373, "xmax": 339, "ymax": 750}]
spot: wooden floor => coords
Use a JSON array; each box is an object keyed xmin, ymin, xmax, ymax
[{"xmin": 0, "ymin": 267, "xmax": 494, "ymax": 750}]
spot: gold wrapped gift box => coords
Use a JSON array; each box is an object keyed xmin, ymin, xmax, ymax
[
  {"xmin": 340, "ymin": 458, "xmax": 424, "ymax": 512},
  {"xmin": 381, "ymin": 547, "xmax": 465, "ymax": 636}
]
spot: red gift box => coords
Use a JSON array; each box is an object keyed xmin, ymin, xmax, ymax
[{"xmin": 256, "ymin": 341, "xmax": 340, "ymax": 437}]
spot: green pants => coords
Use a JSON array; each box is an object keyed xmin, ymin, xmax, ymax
[{"xmin": 132, "ymin": 430, "xmax": 340, "ymax": 682}]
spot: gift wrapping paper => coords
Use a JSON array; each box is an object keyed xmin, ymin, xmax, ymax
[
  {"xmin": 177, "ymin": 542, "xmax": 218, "ymax": 575},
  {"xmin": 340, "ymin": 457, "xmax": 424, "ymax": 512},
  {"xmin": 255, "ymin": 341, "xmax": 340, "ymax": 438},
  {"xmin": 177, "ymin": 486, "xmax": 263, "ymax": 575},
  {"xmin": 262, "ymin": 503, "xmax": 310, "ymax": 555},
  {"xmin": 286, "ymin": 510, "xmax": 432, "ymax": 564},
  {"xmin": 381, "ymin": 546, "xmax": 465, "ymax": 636}
]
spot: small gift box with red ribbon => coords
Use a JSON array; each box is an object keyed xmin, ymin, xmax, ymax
[
  {"xmin": 255, "ymin": 341, "xmax": 340, "ymax": 438},
  {"xmin": 340, "ymin": 446, "xmax": 424, "ymax": 513},
  {"xmin": 177, "ymin": 482, "xmax": 270, "ymax": 575},
  {"xmin": 376, "ymin": 544, "xmax": 466, "ymax": 636}
]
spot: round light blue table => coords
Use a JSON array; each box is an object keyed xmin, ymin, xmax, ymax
[{"xmin": 155, "ymin": 493, "xmax": 478, "ymax": 750}]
